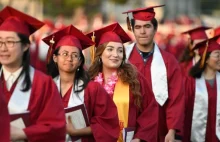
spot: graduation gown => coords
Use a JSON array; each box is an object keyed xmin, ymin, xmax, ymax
[
  {"xmin": 126, "ymin": 43, "xmax": 185, "ymax": 141},
  {"xmin": 1, "ymin": 67, "xmax": 66, "ymax": 142},
  {"xmin": 184, "ymin": 76, "xmax": 220, "ymax": 142},
  {"xmin": 0, "ymin": 82, "xmax": 10, "ymax": 142},
  {"xmin": 179, "ymin": 60, "xmax": 193, "ymax": 77},
  {"xmin": 56, "ymin": 78, "xmax": 120, "ymax": 142}
]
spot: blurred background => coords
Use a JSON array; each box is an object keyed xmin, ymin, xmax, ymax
[{"xmin": 1, "ymin": 0, "xmax": 220, "ymax": 71}]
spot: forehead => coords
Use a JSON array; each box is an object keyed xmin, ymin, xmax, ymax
[
  {"xmin": 106, "ymin": 41, "xmax": 123, "ymax": 48},
  {"xmin": 0, "ymin": 31, "xmax": 19, "ymax": 39},
  {"xmin": 134, "ymin": 20, "xmax": 152, "ymax": 26},
  {"xmin": 59, "ymin": 45, "xmax": 80, "ymax": 53},
  {"xmin": 211, "ymin": 50, "xmax": 220, "ymax": 54}
]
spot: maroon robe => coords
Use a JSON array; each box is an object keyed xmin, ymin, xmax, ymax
[
  {"xmin": 128, "ymin": 45, "xmax": 185, "ymax": 141},
  {"xmin": 0, "ymin": 82, "xmax": 10, "ymax": 142},
  {"xmin": 179, "ymin": 60, "xmax": 193, "ymax": 77},
  {"xmin": 61, "ymin": 81, "xmax": 120, "ymax": 142},
  {"xmin": 184, "ymin": 77, "xmax": 220, "ymax": 142},
  {"xmin": 2, "ymin": 69, "xmax": 66, "ymax": 142}
]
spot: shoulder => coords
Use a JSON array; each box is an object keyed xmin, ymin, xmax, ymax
[
  {"xmin": 86, "ymin": 80, "xmax": 105, "ymax": 93},
  {"xmin": 33, "ymin": 69, "xmax": 54, "ymax": 84}
]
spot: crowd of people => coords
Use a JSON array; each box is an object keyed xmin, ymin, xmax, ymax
[{"xmin": 0, "ymin": 4, "xmax": 220, "ymax": 142}]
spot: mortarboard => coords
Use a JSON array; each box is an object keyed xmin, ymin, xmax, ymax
[
  {"xmin": 42, "ymin": 25, "xmax": 94, "ymax": 63},
  {"xmin": 182, "ymin": 26, "xmax": 211, "ymax": 40},
  {"xmin": 0, "ymin": 6, "xmax": 44, "ymax": 36}
]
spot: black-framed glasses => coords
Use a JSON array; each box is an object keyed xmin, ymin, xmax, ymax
[
  {"xmin": 57, "ymin": 52, "xmax": 80, "ymax": 60},
  {"xmin": 0, "ymin": 41, "xmax": 21, "ymax": 48}
]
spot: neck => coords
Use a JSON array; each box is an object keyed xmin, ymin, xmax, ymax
[
  {"xmin": 102, "ymin": 67, "xmax": 117, "ymax": 84},
  {"xmin": 204, "ymin": 67, "xmax": 216, "ymax": 80},
  {"xmin": 59, "ymin": 70, "xmax": 75, "ymax": 85},
  {"xmin": 194, "ymin": 54, "xmax": 200, "ymax": 63},
  {"xmin": 136, "ymin": 42, "xmax": 154, "ymax": 52},
  {"xmin": 3, "ymin": 63, "xmax": 22, "ymax": 73}
]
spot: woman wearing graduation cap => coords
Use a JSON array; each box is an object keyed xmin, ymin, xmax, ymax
[
  {"xmin": 0, "ymin": 6, "xmax": 66, "ymax": 141},
  {"xmin": 184, "ymin": 35, "xmax": 220, "ymax": 142},
  {"xmin": 44, "ymin": 25, "xmax": 120, "ymax": 142},
  {"xmin": 87, "ymin": 22, "xmax": 158, "ymax": 142},
  {"xmin": 179, "ymin": 26, "xmax": 211, "ymax": 77}
]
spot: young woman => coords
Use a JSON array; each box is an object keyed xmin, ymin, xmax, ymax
[
  {"xmin": 44, "ymin": 25, "xmax": 120, "ymax": 142},
  {"xmin": 0, "ymin": 6, "xmax": 66, "ymax": 141},
  {"xmin": 87, "ymin": 22, "xmax": 158, "ymax": 142},
  {"xmin": 184, "ymin": 35, "xmax": 220, "ymax": 142}
]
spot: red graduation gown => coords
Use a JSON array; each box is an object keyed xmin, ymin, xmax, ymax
[
  {"xmin": 0, "ymin": 83, "xmax": 10, "ymax": 142},
  {"xmin": 62, "ymin": 81, "xmax": 120, "ymax": 142},
  {"xmin": 128, "ymin": 46, "xmax": 185, "ymax": 141},
  {"xmin": 3, "ymin": 69, "xmax": 66, "ymax": 142},
  {"xmin": 184, "ymin": 77, "xmax": 220, "ymax": 142},
  {"xmin": 179, "ymin": 60, "xmax": 193, "ymax": 77}
]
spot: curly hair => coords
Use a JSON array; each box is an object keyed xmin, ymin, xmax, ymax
[
  {"xmin": 179, "ymin": 41, "xmax": 194, "ymax": 63},
  {"xmin": 88, "ymin": 42, "xmax": 142, "ymax": 108}
]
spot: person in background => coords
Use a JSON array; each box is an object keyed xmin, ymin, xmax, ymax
[
  {"xmin": 44, "ymin": 25, "xmax": 120, "ymax": 142},
  {"xmin": 87, "ymin": 22, "xmax": 158, "ymax": 142},
  {"xmin": 184, "ymin": 35, "xmax": 220, "ymax": 142},
  {"xmin": 0, "ymin": 6, "xmax": 66, "ymax": 141},
  {"xmin": 122, "ymin": 5, "xmax": 184, "ymax": 142}
]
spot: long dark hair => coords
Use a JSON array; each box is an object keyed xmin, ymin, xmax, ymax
[
  {"xmin": 179, "ymin": 40, "xmax": 194, "ymax": 63},
  {"xmin": 189, "ymin": 52, "xmax": 211, "ymax": 78},
  {"xmin": 47, "ymin": 47, "xmax": 90, "ymax": 93},
  {"xmin": 0, "ymin": 33, "xmax": 31, "ymax": 92}
]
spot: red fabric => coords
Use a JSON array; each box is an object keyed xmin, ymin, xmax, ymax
[
  {"xmin": 62, "ymin": 85, "xmax": 72, "ymax": 107},
  {"xmin": 61, "ymin": 81, "xmax": 120, "ymax": 142},
  {"xmin": 128, "ymin": 45, "xmax": 185, "ymax": 141},
  {"xmin": 0, "ymin": 81, "xmax": 10, "ymax": 142},
  {"xmin": 184, "ymin": 77, "xmax": 220, "ymax": 142},
  {"xmin": 7, "ymin": 70, "xmax": 66, "ymax": 142},
  {"xmin": 179, "ymin": 60, "xmax": 193, "ymax": 77}
]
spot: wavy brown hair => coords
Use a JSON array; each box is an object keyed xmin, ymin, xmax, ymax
[{"xmin": 88, "ymin": 42, "xmax": 142, "ymax": 108}]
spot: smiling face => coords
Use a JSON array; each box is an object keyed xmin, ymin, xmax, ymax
[
  {"xmin": 0, "ymin": 31, "xmax": 28, "ymax": 70},
  {"xmin": 101, "ymin": 41, "xmax": 124, "ymax": 70},
  {"xmin": 53, "ymin": 45, "xmax": 82, "ymax": 73},
  {"xmin": 133, "ymin": 20, "xmax": 157, "ymax": 47},
  {"xmin": 206, "ymin": 50, "xmax": 220, "ymax": 71}
]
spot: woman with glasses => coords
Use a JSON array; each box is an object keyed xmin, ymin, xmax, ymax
[
  {"xmin": 44, "ymin": 25, "xmax": 120, "ymax": 142},
  {"xmin": 87, "ymin": 23, "xmax": 158, "ymax": 142},
  {"xmin": 0, "ymin": 6, "xmax": 65, "ymax": 141},
  {"xmin": 184, "ymin": 35, "xmax": 220, "ymax": 142}
]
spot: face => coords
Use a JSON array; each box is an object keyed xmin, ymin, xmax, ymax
[
  {"xmin": 53, "ymin": 45, "xmax": 82, "ymax": 73},
  {"xmin": 0, "ymin": 31, "xmax": 28, "ymax": 69},
  {"xmin": 206, "ymin": 50, "xmax": 220, "ymax": 71},
  {"xmin": 101, "ymin": 42, "xmax": 124, "ymax": 70},
  {"xmin": 133, "ymin": 20, "xmax": 156, "ymax": 46}
]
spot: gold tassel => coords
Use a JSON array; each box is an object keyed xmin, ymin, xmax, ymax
[
  {"xmin": 90, "ymin": 32, "xmax": 96, "ymax": 64},
  {"xmin": 47, "ymin": 36, "xmax": 55, "ymax": 64},
  {"xmin": 126, "ymin": 16, "xmax": 132, "ymax": 31},
  {"xmin": 199, "ymin": 41, "xmax": 209, "ymax": 68},
  {"xmin": 188, "ymin": 39, "xmax": 194, "ymax": 57}
]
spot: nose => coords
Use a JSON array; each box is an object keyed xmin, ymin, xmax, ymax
[
  {"xmin": 140, "ymin": 27, "xmax": 146, "ymax": 34},
  {"xmin": 66, "ymin": 54, "xmax": 73, "ymax": 61},
  {"xmin": 0, "ymin": 44, "xmax": 7, "ymax": 52},
  {"xmin": 112, "ymin": 50, "xmax": 119, "ymax": 57}
]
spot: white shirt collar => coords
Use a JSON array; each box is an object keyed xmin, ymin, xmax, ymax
[{"xmin": 2, "ymin": 66, "xmax": 23, "ymax": 81}]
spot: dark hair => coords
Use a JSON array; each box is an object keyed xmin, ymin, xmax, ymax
[
  {"xmin": 47, "ymin": 47, "xmax": 90, "ymax": 93},
  {"xmin": 179, "ymin": 41, "xmax": 194, "ymax": 62},
  {"xmin": 88, "ymin": 42, "xmax": 142, "ymax": 108},
  {"xmin": 0, "ymin": 33, "xmax": 31, "ymax": 92},
  {"xmin": 131, "ymin": 18, "xmax": 158, "ymax": 30},
  {"xmin": 189, "ymin": 52, "xmax": 211, "ymax": 78}
]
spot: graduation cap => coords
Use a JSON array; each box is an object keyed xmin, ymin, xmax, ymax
[
  {"xmin": 42, "ymin": 25, "xmax": 95, "ymax": 63},
  {"xmin": 214, "ymin": 26, "xmax": 220, "ymax": 36},
  {"xmin": 193, "ymin": 35, "xmax": 220, "ymax": 68},
  {"xmin": 0, "ymin": 6, "xmax": 44, "ymax": 36},
  {"xmin": 122, "ymin": 5, "xmax": 165, "ymax": 30},
  {"xmin": 182, "ymin": 26, "xmax": 211, "ymax": 40}
]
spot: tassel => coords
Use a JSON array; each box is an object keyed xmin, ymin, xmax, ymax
[
  {"xmin": 126, "ymin": 16, "xmax": 132, "ymax": 31},
  {"xmin": 188, "ymin": 39, "xmax": 194, "ymax": 57},
  {"xmin": 90, "ymin": 32, "xmax": 96, "ymax": 64},
  {"xmin": 46, "ymin": 36, "xmax": 55, "ymax": 64},
  {"xmin": 199, "ymin": 41, "xmax": 209, "ymax": 68}
]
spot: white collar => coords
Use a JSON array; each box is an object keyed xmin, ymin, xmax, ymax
[{"xmin": 2, "ymin": 66, "xmax": 23, "ymax": 81}]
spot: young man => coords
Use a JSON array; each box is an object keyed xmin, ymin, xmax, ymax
[{"xmin": 123, "ymin": 5, "xmax": 184, "ymax": 142}]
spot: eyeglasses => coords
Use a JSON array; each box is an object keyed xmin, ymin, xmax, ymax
[
  {"xmin": 210, "ymin": 55, "xmax": 220, "ymax": 59},
  {"xmin": 57, "ymin": 52, "xmax": 80, "ymax": 60},
  {"xmin": 0, "ymin": 41, "xmax": 21, "ymax": 48}
]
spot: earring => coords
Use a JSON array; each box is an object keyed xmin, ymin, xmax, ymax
[{"xmin": 77, "ymin": 68, "xmax": 80, "ymax": 71}]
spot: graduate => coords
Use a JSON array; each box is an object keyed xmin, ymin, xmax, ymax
[
  {"xmin": 0, "ymin": 6, "xmax": 66, "ymax": 141},
  {"xmin": 122, "ymin": 5, "xmax": 185, "ymax": 142},
  {"xmin": 44, "ymin": 25, "xmax": 120, "ymax": 142},
  {"xmin": 0, "ymin": 82, "xmax": 10, "ymax": 142},
  {"xmin": 87, "ymin": 22, "xmax": 158, "ymax": 142},
  {"xmin": 179, "ymin": 26, "xmax": 211, "ymax": 77},
  {"xmin": 184, "ymin": 35, "xmax": 220, "ymax": 142}
]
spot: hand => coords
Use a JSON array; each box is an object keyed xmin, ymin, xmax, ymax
[
  {"xmin": 66, "ymin": 116, "xmax": 77, "ymax": 136},
  {"xmin": 10, "ymin": 125, "xmax": 26, "ymax": 141},
  {"xmin": 131, "ymin": 138, "xmax": 140, "ymax": 142},
  {"xmin": 165, "ymin": 129, "xmax": 175, "ymax": 142}
]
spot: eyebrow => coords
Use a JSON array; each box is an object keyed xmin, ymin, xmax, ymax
[
  {"xmin": 106, "ymin": 45, "xmax": 123, "ymax": 49},
  {"xmin": 61, "ymin": 50, "xmax": 79, "ymax": 54},
  {"xmin": 0, "ymin": 37, "xmax": 16, "ymax": 40}
]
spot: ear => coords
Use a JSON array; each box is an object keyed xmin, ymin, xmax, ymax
[{"xmin": 53, "ymin": 54, "xmax": 58, "ymax": 63}]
